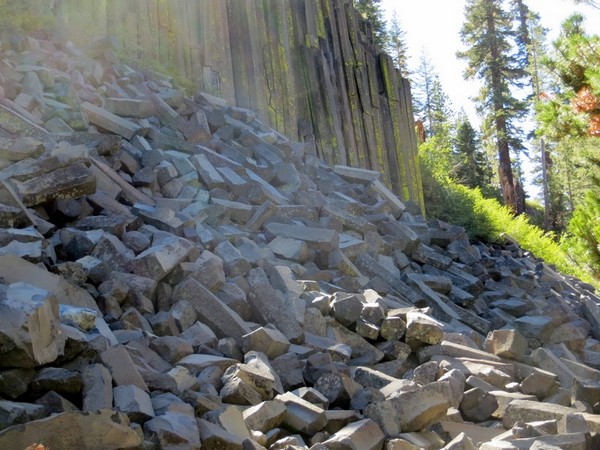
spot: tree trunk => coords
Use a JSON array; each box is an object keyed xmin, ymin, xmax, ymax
[{"xmin": 487, "ymin": 5, "xmax": 521, "ymax": 213}]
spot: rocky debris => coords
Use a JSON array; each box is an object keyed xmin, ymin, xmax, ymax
[{"xmin": 0, "ymin": 35, "xmax": 599, "ymax": 450}]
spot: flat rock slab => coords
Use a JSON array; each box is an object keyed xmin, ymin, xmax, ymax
[
  {"xmin": 265, "ymin": 222, "xmax": 339, "ymax": 252},
  {"xmin": 13, "ymin": 161, "xmax": 96, "ymax": 207},
  {"xmin": 81, "ymin": 102, "xmax": 142, "ymax": 139},
  {"xmin": 504, "ymin": 399, "xmax": 600, "ymax": 433},
  {"xmin": 176, "ymin": 354, "xmax": 239, "ymax": 375},
  {"xmin": 104, "ymin": 98, "xmax": 155, "ymax": 119},
  {"xmin": 173, "ymin": 277, "xmax": 251, "ymax": 343},
  {"xmin": 247, "ymin": 268, "xmax": 305, "ymax": 344},
  {"xmin": 322, "ymin": 418, "xmax": 385, "ymax": 450},
  {"xmin": 0, "ymin": 409, "xmax": 141, "ymax": 450}
]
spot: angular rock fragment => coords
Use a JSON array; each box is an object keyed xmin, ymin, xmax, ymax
[
  {"xmin": 12, "ymin": 161, "xmax": 96, "ymax": 207},
  {"xmin": 242, "ymin": 327, "xmax": 290, "ymax": 359},
  {"xmin": 173, "ymin": 277, "xmax": 251, "ymax": 343},
  {"xmin": 247, "ymin": 268, "xmax": 304, "ymax": 344},
  {"xmin": 275, "ymin": 391, "xmax": 327, "ymax": 435},
  {"xmin": 0, "ymin": 410, "xmax": 141, "ymax": 450},
  {"xmin": 321, "ymin": 418, "xmax": 385, "ymax": 450},
  {"xmin": 365, "ymin": 381, "xmax": 453, "ymax": 434},
  {"xmin": 113, "ymin": 384, "xmax": 155, "ymax": 423},
  {"xmin": 81, "ymin": 101, "xmax": 141, "ymax": 139},
  {"xmin": 0, "ymin": 283, "xmax": 64, "ymax": 368}
]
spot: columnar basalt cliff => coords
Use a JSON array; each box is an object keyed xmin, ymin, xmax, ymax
[{"xmin": 53, "ymin": 0, "xmax": 424, "ymax": 211}]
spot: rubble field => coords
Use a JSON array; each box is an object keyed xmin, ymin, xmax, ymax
[{"xmin": 0, "ymin": 35, "xmax": 600, "ymax": 450}]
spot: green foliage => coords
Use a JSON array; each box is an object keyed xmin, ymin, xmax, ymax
[
  {"xmin": 353, "ymin": 0, "xmax": 387, "ymax": 48},
  {"xmin": 412, "ymin": 54, "xmax": 453, "ymax": 138},
  {"xmin": 386, "ymin": 12, "xmax": 410, "ymax": 77},
  {"xmin": 537, "ymin": 14, "xmax": 600, "ymax": 138},
  {"xmin": 561, "ymin": 155, "xmax": 600, "ymax": 278},
  {"xmin": 563, "ymin": 191, "xmax": 600, "ymax": 278},
  {"xmin": 0, "ymin": 0, "xmax": 54, "ymax": 36},
  {"xmin": 422, "ymin": 167, "xmax": 595, "ymax": 284},
  {"xmin": 458, "ymin": 0, "xmax": 529, "ymax": 213},
  {"xmin": 452, "ymin": 115, "xmax": 498, "ymax": 198}
]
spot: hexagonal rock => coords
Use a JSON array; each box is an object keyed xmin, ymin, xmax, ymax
[
  {"xmin": 144, "ymin": 410, "xmax": 201, "ymax": 449},
  {"xmin": 220, "ymin": 376, "xmax": 263, "ymax": 406},
  {"xmin": 519, "ymin": 371, "xmax": 559, "ymax": 399},
  {"xmin": 149, "ymin": 335, "xmax": 194, "ymax": 365},
  {"xmin": 405, "ymin": 311, "xmax": 444, "ymax": 347},
  {"xmin": 113, "ymin": 384, "xmax": 155, "ymax": 423},
  {"xmin": 314, "ymin": 372, "xmax": 352, "ymax": 406},
  {"xmin": 459, "ymin": 388, "xmax": 499, "ymax": 423},
  {"xmin": 0, "ymin": 400, "xmax": 44, "ymax": 430},
  {"xmin": 484, "ymin": 329, "xmax": 528, "ymax": 360},
  {"xmin": 438, "ymin": 369, "xmax": 466, "ymax": 409},
  {"xmin": 360, "ymin": 303, "xmax": 386, "ymax": 326},
  {"xmin": 82, "ymin": 364, "xmax": 113, "ymax": 412},
  {"xmin": 513, "ymin": 315, "xmax": 555, "ymax": 341},
  {"xmin": 355, "ymin": 320, "xmax": 380, "ymax": 340},
  {"xmin": 274, "ymin": 392, "xmax": 327, "ymax": 435},
  {"xmin": 365, "ymin": 381, "xmax": 453, "ymax": 434},
  {"xmin": 223, "ymin": 353, "xmax": 282, "ymax": 402},
  {"xmin": 197, "ymin": 418, "xmax": 245, "ymax": 449},
  {"xmin": 353, "ymin": 367, "xmax": 397, "ymax": 390},
  {"xmin": 242, "ymin": 327, "xmax": 291, "ymax": 359},
  {"xmin": 203, "ymin": 405, "xmax": 252, "ymax": 441},
  {"xmin": 0, "ymin": 282, "xmax": 64, "ymax": 368},
  {"xmin": 443, "ymin": 432, "xmax": 477, "ymax": 450},
  {"xmin": 246, "ymin": 268, "xmax": 304, "ymax": 344},
  {"xmin": 243, "ymin": 400, "xmax": 287, "ymax": 433},
  {"xmin": 173, "ymin": 277, "xmax": 251, "ymax": 343},
  {"xmin": 331, "ymin": 293, "xmax": 364, "ymax": 327},
  {"xmin": 380, "ymin": 317, "xmax": 406, "ymax": 341},
  {"xmin": 128, "ymin": 232, "xmax": 193, "ymax": 281},
  {"xmin": 0, "ymin": 137, "xmax": 44, "ymax": 161},
  {"xmin": 100, "ymin": 346, "xmax": 148, "ymax": 391},
  {"xmin": 268, "ymin": 236, "xmax": 310, "ymax": 262},
  {"xmin": 321, "ymin": 418, "xmax": 385, "ymax": 450},
  {"xmin": 214, "ymin": 240, "xmax": 252, "ymax": 277}
]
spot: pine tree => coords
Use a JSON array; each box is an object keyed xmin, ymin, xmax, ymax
[
  {"xmin": 571, "ymin": 0, "xmax": 600, "ymax": 8},
  {"xmin": 386, "ymin": 12, "xmax": 410, "ymax": 77},
  {"xmin": 429, "ymin": 75, "xmax": 453, "ymax": 137},
  {"xmin": 354, "ymin": 0, "xmax": 387, "ymax": 49},
  {"xmin": 564, "ymin": 155, "xmax": 600, "ymax": 278},
  {"xmin": 412, "ymin": 53, "xmax": 437, "ymax": 137},
  {"xmin": 452, "ymin": 115, "xmax": 497, "ymax": 197},
  {"xmin": 458, "ymin": 0, "xmax": 528, "ymax": 214}
]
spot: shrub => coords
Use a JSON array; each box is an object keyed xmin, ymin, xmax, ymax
[{"xmin": 422, "ymin": 170, "xmax": 596, "ymax": 286}]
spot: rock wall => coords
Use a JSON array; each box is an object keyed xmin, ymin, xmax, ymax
[{"xmin": 53, "ymin": 0, "xmax": 424, "ymax": 212}]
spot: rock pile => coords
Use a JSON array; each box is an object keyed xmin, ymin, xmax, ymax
[{"xmin": 0, "ymin": 35, "xmax": 600, "ymax": 450}]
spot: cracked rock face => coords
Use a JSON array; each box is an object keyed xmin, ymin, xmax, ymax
[{"xmin": 0, "ymin": 34, "xmax": 599, "ymax": 450}]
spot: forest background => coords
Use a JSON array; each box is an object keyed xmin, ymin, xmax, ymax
[{"xmin": 354, "ymin": 0, "xmax": 600, "ymax": 287}]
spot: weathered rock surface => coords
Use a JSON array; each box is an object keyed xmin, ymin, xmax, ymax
[{"xmin": 0, "ymin": 35, "xmax": 599, "ymax": 450}]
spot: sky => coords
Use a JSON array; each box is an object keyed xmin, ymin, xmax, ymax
[
  {"xmin": 381, "ymin": 0, "xmax": 600, "ymax": 197},
  {"xmin": 381, "ymin": 0, "xmax": 600, "ymax": 122}
]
